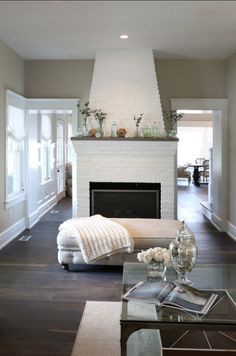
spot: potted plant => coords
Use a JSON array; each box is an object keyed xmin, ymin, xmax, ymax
[
  {"xmin": 77, "ymin": 101, "xmax": 93, "ymax": 136},
  {"xmin": 133, "ymin": 113, "xmax": 144, "ymax": 137},
  {"xmin": 163, "ymin": 110, "xmax": 184, "ymax": 137},
  {"xmin": 93, "ymin": 109, "xmax": 107, "ymax": 137}
]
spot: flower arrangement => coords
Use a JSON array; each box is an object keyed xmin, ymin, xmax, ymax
[
  {"xmin": 77, "ymin": 101, "xmax": 93, "ymax": 125},
  {"xmin": 137, "ymin": 247, "xmax": 171, "ymax": 267},
  {"xmin": 163, "ymin": 110, "xmax": 184, "ymax": 131},
  {"xmin": 93, "ymin": 108, "xmax": 108, "ymax": 137},
  {"xmin": 134, "ymin": 113, "xmax": 144, "ymax": 136},
  {"xmin": 93, "ymin": 109, "xmax": 107, "ymax": 124}
]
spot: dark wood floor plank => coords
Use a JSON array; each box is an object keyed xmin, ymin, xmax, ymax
[{"xmin": 0, "ymin": 187, "xmax": 235, "ymax": 355}]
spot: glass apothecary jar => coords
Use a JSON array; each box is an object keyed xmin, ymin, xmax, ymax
[{"xmin": 169, "ymin": 221, "xmax": 198, "ymax": 286}]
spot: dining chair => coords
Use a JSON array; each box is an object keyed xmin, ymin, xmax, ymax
[
  {"xmin": 195, "ymin": 158, "xmax": 205, "ymax": 165},
  {"xmin": 195, "ymin": 158, "xmax": 205, "ymax": 175},
  {"xmin": 200, "ymin": 159, "xmax": 210, "ymax": 183}
]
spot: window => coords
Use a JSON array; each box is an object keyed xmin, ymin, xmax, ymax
[
  {"xmin": 177, "ymin": 126, "xmax": 213, "ymax": 166},
  {"xmin": 5, "ymin": 90, "xmax": 26, "ymax": 208},
  {"xmin": 40, "ymin": 114, "xmax": 53, "ymax": 183}
]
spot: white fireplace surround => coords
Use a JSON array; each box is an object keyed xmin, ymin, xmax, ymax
[
  {"xmin": 72, "ymin": 139, "xmax": 178, "ymax": 219},
  {"xmin": 89, "ymin": 49, "xmax": 165, "ymax": 137}
]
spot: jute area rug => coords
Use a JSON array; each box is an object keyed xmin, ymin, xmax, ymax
[
  {"xmin": 71, "ymin": 301, "xmax": 121, "ymax": 356},
  {"xmin": 71, "ymin": 301, "xmax": 162, "ymax": 356}
]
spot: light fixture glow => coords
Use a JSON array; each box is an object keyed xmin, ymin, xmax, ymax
[{"xmin": 120, "ymin": 34, "xmax": 128, "ymax": 39}]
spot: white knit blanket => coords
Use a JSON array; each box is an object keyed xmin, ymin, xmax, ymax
[{"xmin": 58, "ymin": 215, "xmax": 134, "ymax": 263}]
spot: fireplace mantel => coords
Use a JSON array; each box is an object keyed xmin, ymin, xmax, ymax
[
  {"xmin": 71, "ymin": 136, "xmax": 178, "ymax": 142},
  {"xmin": 71, "ymin": 139, "xmax": 178, "ymax": 219}
]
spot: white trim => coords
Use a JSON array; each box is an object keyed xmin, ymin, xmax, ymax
[
  {"xmin": 200, "ymin": 203, "xmax": 212, "ymax": 221},
  {"xmin": 226, "ymin": 221, "xmax": 236, "ymax": 242},
  {"xmin": 26, "ymin": 195, "xmax": 57, "ymax": 229},
  {"xmin": 0, "ymin": 218, "xmax": 26, "ymax": 250},
  {"xmin": 4, "ymin": 192, "xmax": 26, "ymax": 209},
  {"xmin": 171, "ymin": 98, "xmax": 228, "ymax": 232},
  {"xmin": 26, "ymin": 98, "xmax": 79, "ymax": 135},
  {"xmin": 25, "ymin": 210, "xmax": 40, "ymax": 229},
  {"xmin": 40, "ymin": 178, "xmax": 54, "ymax": 186},
  {"xmin": 211, "ymin": 212, "xmax": 223, "ymax": 231},
  {"xmin": 37, "ymin": 195, "xmax": 57, "ymax": 218},
  {"xmin": 6, "ymin": 89, "xmax": 25, "ymax": 107}
]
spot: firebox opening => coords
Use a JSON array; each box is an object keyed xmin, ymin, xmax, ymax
[{"xmin": 90, "ymin": 182, "xmax": 161, "ymax": 218}]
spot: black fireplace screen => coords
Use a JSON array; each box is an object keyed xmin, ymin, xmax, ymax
[{"xmin": 90, "ymin": 182, "xmax": 161, "ymax": 218}]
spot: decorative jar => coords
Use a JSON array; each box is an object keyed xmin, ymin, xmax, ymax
[{"xmin": 169, "ymin": 221, "xmax": 198, "ymax": 286}]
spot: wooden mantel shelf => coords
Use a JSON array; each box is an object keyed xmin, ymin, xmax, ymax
[{"xmin": 71, "ymin": 136, "xmax": 179, "ymax": 142}]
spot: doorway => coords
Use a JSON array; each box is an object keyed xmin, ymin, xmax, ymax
[
  {"xmin": 25, "ymin": 98, "xmax": 78, "ymax": 227},
  {"xmin": 171, "ymin": 98, "xmax": 228, "ymax": 231}
]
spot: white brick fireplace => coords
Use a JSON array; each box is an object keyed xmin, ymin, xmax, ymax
[{"xmin": 72, "ymin": 138, "xmax": 178, "ymax": 219}]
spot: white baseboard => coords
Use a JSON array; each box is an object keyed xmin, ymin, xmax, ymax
[
  {"xmin": 26, "ymin": 195, "xmax": 57, "ymax": 229},
  {"xmin": 0, "ymin": 218, "xmax": 26, "ymax": 250},
  {"xmin": 211, "ymin": 213, "xmax": 223, "ymax": 231},
  {"xmin": 38, "ymin": 195, "xmax": 57, "ymax": 218},
  {"xmin": 200, "ymin": 204, "xmax": 212, "ymax": 221},
  {"xmin": 0, "ymin": 195, "xmax": 57, "ymax": 250},
  {"xmin": 26, "ymin": 210, "xmax": 40, "ymax": 229},
  {"xmin": 226, "ymin": 221, "xmax": 236, "ymax": 242}
]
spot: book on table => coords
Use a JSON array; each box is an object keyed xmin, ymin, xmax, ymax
[{"xmin": 122, "ymin": 280, "xmax": 218, "ymax": 315}]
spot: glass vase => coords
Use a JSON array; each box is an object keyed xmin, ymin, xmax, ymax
[
  {"xmin": 169, "ymin": 221, "xmax": 198, "ymax": 286},
  {"xmin": 168, "ymin": 129, "xmax": 177, "ymax": 138},
  {"xmin": 82, "ymin": 122, "xmax": 88, "ymax": 137},
  {"xmin": 98, "ymin": 121, "xmax": 104, "ymax": 137},
  {"xmin": 147, "ymin": 261, "xmax": 166, "ymax": 280}
]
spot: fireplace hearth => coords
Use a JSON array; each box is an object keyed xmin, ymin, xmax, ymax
[{"xmin": 90, "ymin": 182, "xmax": 161, "ymax": 218}]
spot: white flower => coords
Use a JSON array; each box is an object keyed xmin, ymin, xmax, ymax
[
  {"xmin": 137, "ymin": 251, "xmax": 146, "ymax": 262},
  {"xmin": 137, "ymin": 247, "xmax": 171, "ymax": 266}
]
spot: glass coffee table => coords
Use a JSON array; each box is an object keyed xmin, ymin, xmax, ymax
[{"xmin": 121, "ymin": 262, "xmax": 236, "ymax": 356}]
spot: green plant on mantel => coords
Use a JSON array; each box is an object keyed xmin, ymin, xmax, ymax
[
  {"xmin": 93, "ymin": 109, "xmax": 107, "ymax": 137},
  {"xmin": 163, "ymin": 110, "xmax": 184, "ymax": 130},
  {"xmin": 77, "ymin": 101, "xmax": 93, "ymax": 126},
  {"xmin": 134, "ymin": 113, "xmax": 144, "ymax": 136}
]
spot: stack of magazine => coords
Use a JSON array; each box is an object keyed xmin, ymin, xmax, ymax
[{"xmin": 122, "ymin": 280, "xmax": 218, "ymax": 315}]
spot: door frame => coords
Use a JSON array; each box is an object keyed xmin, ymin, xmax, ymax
[
  {"xmin": 56, "ymin": 116, "xmax": 66, "ymax": 201},
  {"xmin": 171, "ymin": 98, "xmax": 228, "ymax": 231},
  {"xmin": 25, "ymin": 98, "xmax": 78, "ymax": 227}
]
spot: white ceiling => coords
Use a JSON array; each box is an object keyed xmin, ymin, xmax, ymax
[{"xmin": 1, "ymin": 1, "xmax": 236, "ymax": 60}]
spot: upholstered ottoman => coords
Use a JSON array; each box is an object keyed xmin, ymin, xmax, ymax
[{"xmin": 57, "ymin": 218, "xmax": 181, "ymax": 270}]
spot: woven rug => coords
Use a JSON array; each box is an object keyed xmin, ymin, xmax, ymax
[
  {"xmin": 71, "ymin": 301, "xmax": 121, "ymax": 356},
  {"xmin": 71, "ymin": 301, "xmax": 163, "ymax": 356}
]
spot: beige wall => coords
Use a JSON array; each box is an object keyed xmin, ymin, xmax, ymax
[
  {"xmin": 25, "ymin": 60, "xmax": 94, "ymax": 107},
  {"xmin": 226, "ymin": 52, "xmax": 236, "ymax": 226},
  {"xmin": 156, "ymin": 59, "xmax": 226, "ymax": 112},
  {"xmin": 1, "ymin": 55, "xmax": 230, "ymax": 233},
  {"xmin": 24, "ymin": 58, "xmax": 227, "ymax": 133},
  {"xmin": 25, "ymin": 58, "xmax": 226, "ymax": 114},
  {"xmin": 0, "ymin": 39, "xmax": 25, "ymax": 233}
]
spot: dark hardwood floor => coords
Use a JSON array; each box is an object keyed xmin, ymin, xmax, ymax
[{"xmin": 0, "ymin": 187, "xmax": 235, "ymax": 355}]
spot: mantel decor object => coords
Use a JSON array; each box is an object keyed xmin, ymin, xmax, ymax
[
  {"xmin": 134, "ymin": 113, "xmax": 144, "ymax": 137},
  {"xmin": 77, "ymin": 101, "xmax": 94, "ymax": 137},
  {"xmin": 163, "ymin": 110, "xmax": 184, "ymax": 137},
  {"xmin": 169, "ymin": 221, "xmax": 198, "ymax": 286},
  {"xmin": 117, "ymin": 128, "xmax": 127, "ymax": 137},
  {"xmin": 93, "ymin": 109, "xmax": 107, "ymax": 137}
]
